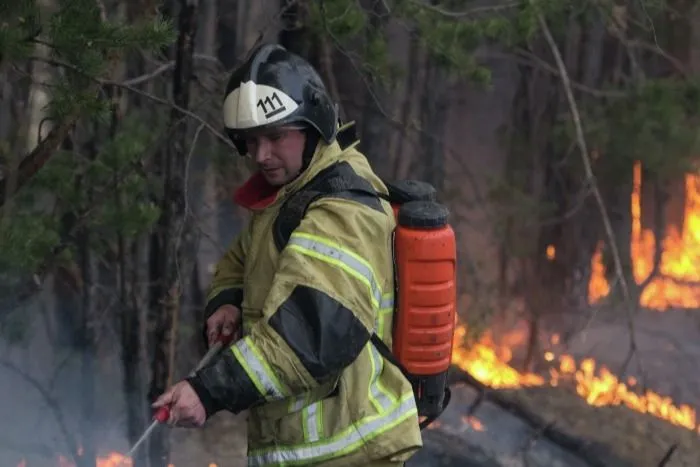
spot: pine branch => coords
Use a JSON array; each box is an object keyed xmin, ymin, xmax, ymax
[{"xmin": 0, "ymin": 54, "xmax": 236, "ymax": 210}]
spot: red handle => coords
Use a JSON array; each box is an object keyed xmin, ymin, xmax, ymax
[
  {"xmin": 154, "ymin": 406, "xmax": 170, "ymax": 423},
  {"xmin": 152, "ymin": 332, "xmax": 233, "ymax": 425}
]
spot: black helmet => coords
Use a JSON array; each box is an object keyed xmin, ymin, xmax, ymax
[{"xmin": 223, "ymin": 43, "xmax": 338, "ymax": 155}]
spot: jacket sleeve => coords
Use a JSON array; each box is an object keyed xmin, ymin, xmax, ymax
[
  {"xmin": 202, "ymin": 228, "xmax": 248, "ymax": 321},
  {"xmin": 187, "ymin": 196, "xmax": 392, "ymax": 416}
]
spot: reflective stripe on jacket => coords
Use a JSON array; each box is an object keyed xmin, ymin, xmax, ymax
[{"xmin": 192, "ymin": 123, "xmax": 423, "ymax": 466}]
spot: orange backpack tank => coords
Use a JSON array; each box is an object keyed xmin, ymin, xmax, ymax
[
  {"xmin": 382, "ymin": 180, "xmax": 457, "ymax": 428},
  {"xmin": 272, "ymin": 165, "xmax": 457, "ymax": 429}
]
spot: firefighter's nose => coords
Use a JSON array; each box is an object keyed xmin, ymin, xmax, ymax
[{"xmin": 253, "ymin": 139, "xmax": 271, "ymax": 164}]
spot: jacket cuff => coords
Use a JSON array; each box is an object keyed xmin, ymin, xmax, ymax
[
  {"xmin": 186, "ymin": 375, "xmax": 221, "ymax": 419},
  {"xmin": 204, "ymin": 288, "xmax": 244, "ymax": 320},
  {"xmin": 188, "ymin": 348, "xmax": 266, "ymax": 415},
  {"xmin": 202, "ymin": 288, "xmax": 244, "ymax": 344}
]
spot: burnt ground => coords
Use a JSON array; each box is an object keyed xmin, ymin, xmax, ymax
[
  {"xmin": 2, "ymin": 306, "xmax": 699, "ymax": 466},
  {"xmin": 559, "ymin": 306, "xmax": 700, "ymax": 412},
  {"xmin": 169, "ymin": 307, "xmax": 700, "ymax": 467}
]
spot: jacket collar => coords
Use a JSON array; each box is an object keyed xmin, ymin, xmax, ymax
[{"xmin": 233, "ymin": 122, "xmax": 360, "ymax": 211}]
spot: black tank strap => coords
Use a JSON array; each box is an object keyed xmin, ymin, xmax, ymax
[
  {"xmin": 273, "ymin": 160, "xmax": 450, "ymax": 431},
  {"xmin": 273, "ymin": 161, "xmax": 379, "ymax": 251}
]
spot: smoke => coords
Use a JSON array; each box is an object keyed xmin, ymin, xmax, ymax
[{"xmin": 0, "ymin": 283, "xmax": 132, "ymax": 467}]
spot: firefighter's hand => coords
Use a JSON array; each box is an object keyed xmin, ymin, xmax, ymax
[
  {"xmin": 152, "ymin": 381, "xmax": 206, "ymax": 428},
  {"xmin": 206, "ymin": 304, "xmax": 241, "ymax": 347}
]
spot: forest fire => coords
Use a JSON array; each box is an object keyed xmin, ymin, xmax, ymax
[
  {"xmin": 15, "ymin": 453, "xmax": 214, "ymax": 467},
  {"xmin": 17, "ymin": 158, "xmax": 700, "ymax": 464},
  {"xmin": 589, "ymin": 161, "xmax": 700, "ymax": 309},
  {"xmin": 15, "ymin": 321, "xmax": 698, "ymax": 467},
  {"xmin": 451, "ymin": 323, "xmax": 699, "ymax": 434}
]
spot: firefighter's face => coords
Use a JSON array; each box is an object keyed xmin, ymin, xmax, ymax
[{"xmin": 245, "ymin": 126, "xmax": 306, "ymax": 186}]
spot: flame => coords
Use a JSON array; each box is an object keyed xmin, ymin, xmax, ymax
[
  {"xmin": 589, "ymin": 161, "xmax": 700, "ymax": 309},
  {"xmin": 546, "ymin": 245, "xmax": 556, "ymax": 260},
  {"xmin": 461, "ymin": 415, "xmax": 486, "ymax": 431},
  {"xmin": 14, "ymin": 452, "xmax": 211, "ymax": 467},
  {"xmin": 451, "ymin": 323, "xmax": 699, "ymax": 433},
  {"xmin": 452, "ymin": 325, "xmax": 544, "ymax": 389}
]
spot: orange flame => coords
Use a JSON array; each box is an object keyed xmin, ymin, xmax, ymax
[
  {"xmin": 15, "ymin": 452, "xmax": 210, "ymax": 467},
  {"xmin": 451, "ymin": 322, "xmax": 699, "ymax": 434},
  {"xmin": 589, "ymin": 161, "xmax": 700, "ymax": 309}
]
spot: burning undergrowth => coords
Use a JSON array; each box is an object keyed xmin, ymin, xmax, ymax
[
  {"xmin": 448, "ymin": 318, "xmax": 700, "ymax": 467},
  {"xmin": 9, "ymin": 314, "xmax": 700, "ymax": 467}
]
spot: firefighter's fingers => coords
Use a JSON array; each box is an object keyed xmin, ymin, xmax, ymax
[
  {"xmin": 207, "ymin": 305, "xmax": 241, "ymax": 346},
  {"xmin": 207, "ymin": 326, "xmax": 221, "ymax": 347},
  {"xmin": 221, "ymin": 321, "xmax": 235, "ymax": 337},
  {"xmin": 161, "ymin": 383, "xmax": 188, "ymax": 426},
  {"xmin": 167, "ymin": 382, "xmax": 206, "ymax": 428},
  {"xmin": 206, "ymin": 318, "xmax": 222, "ymax": 345},
  {"xmin": 152, "ymin": 387, "xmax": 175, "ymax": 409}
]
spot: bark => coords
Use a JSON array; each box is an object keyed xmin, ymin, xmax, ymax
[
  {"xmin": 393, "ymin": 34, "xmax": 420, "ymax": 181},
  {"xmin": 147, "ymin": 0, "xmax": 199, "ymax": 464},
  {"xmin": 76, "ymin": 205, "xmax": 97, "ymax": 467},
  {"xmin": 418, "ymin": 55, "xmax": 447, "ymax": 191},
  {"xmin": 185, "ymin": 0, "xmax": 220, "ymax": 375},
  {"xmin": 358, "ymin": 0, "xmax": 391, "ymax": 173},
  {"xmin": 279, "ymin": 0, "xmax": 309, "ymax": 57}
]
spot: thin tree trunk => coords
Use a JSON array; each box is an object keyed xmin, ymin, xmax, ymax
[
  {"xmin": 76, "ymin": 208, "xmax": 97, "ymax": 467},
  {"xmin": 419, "ymin": 55, "xmax": 447, "ymax": 191},
  {"xmin": 147, "ymin": 0, "xmax": 199, "ymax": 464}
]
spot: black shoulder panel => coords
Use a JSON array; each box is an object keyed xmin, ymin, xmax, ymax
[
  {"xmin": 273, "ymin": 161, "xmax": 385, "ymax": 251},
  {"xmin": 268, "ymin": 284, "xmax": 371, "ymax": 383}
]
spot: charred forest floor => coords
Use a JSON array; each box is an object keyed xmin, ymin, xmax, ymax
[
  {"xmin": 168, "ymin": 306, "xmax": 700, "ymax": 467},
  {"xmin": 168, "ymin": 371, "xmax": 700, "ymax": 467},
  {"xmin": 504, "ymin": 384, "xmax": 700, "ymax": 467}
]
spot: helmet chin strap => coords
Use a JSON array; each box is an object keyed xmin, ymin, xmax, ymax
[
  {"xmin": 285, "ymin": 128, "xmax": 320, "ymax": 185},
  {"xmin": 289, "ymin": 127, "xmax": 320, "ymax": 181}
]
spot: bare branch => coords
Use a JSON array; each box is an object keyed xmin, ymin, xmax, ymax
[
  {"xmin": 656, "ymin": 443, "xmax": 678, "ymax": 467},
  {"xmin": 407, "ymin": 0, "xmax": 519, "ymax": 18},
  {"xmin": 110, "ymin": 80, "xmax": 236, "ymax": 152},
  {"xmin": 0, "ymin": 359, "xmax": 79, "ymax": 463},
  {"xmin": 24, "ymin": 54, "xmax": 236, "ymax": 153},
  {"xmin": 123, "ymin": 53, "xmax": 222, "ymax": 86},
  {"xmin": 174, "ymin": 122, "xmax": 205, "ymax": 289},
  {"xmin": 0, "ymin": 116, "xmax": 78, "ymax": 208},
  {"xmin": 0, "ymin": 438, "xmax": 56, "ymax": 459},
  {"xmin": 531, "ymin": 3, "xmax": 641, "ymax": 375}
]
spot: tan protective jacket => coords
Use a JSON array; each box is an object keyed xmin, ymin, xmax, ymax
[{"xmin": 189, "ymin": 124, "xmax": 423, "ymax": 466}]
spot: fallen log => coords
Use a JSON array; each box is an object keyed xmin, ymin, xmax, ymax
[{"xmin": 406, "ymin": 366, "xmax": 634, "ymax": 467}]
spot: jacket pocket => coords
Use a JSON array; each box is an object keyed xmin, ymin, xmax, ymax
[{"xmin": 267, "ymin": 376, "xmax": 340, "ymax": 445}]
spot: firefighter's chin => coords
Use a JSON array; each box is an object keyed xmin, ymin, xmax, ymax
[{"xmin": 262, "ymin": 167, "xmax": 288, "ymax": 186}]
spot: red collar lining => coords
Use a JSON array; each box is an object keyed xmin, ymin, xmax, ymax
[{"xmin": 233, "ymin": 172, "xmax": 280, "ymax": 210}]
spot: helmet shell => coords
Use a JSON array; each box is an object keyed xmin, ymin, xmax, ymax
[{"xmin": 223, "ymin": 43, "xmax": 338, "ymax": 155}]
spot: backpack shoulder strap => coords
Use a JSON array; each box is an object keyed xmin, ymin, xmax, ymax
[
  {"xmin": 273, "ymin": 161, "xmax": 383, "ymax": 251},
  {"xmin": 273, "ymin": 160, "xmax": 451, "ymax": 430}
]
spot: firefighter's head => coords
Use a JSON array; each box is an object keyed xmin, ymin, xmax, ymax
[{"xmin": 223, "ymin": 43, "xmax": 338, "ymax": 186}]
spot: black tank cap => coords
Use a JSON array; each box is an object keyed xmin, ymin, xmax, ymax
[
  {"xmin": 385, "ymin": 179, "xmax": 437, "ymax": 203},
  {"xmin": 398, "ymin": 201, "xmax": 450, "ymax": 228}
]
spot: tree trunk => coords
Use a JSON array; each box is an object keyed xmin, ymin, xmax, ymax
[
  {"xmin": 147, "ymin": 0, "xmax": 199, "ymax": 464},
  {"xmin": 76, "ymin": 211, "xmax": 97, "ymax": 467},
  {"xmin": 419, "ymin": 55, "xmax": 447, "ymax": 192},
  {"xmin": 359, "ymin": 0, "xmax": 390, "ymax": 173}
]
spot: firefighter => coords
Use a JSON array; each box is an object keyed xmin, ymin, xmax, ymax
[{"xmin": 153, "ymin": 43, "xmax": 423, "ymax": 466}]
